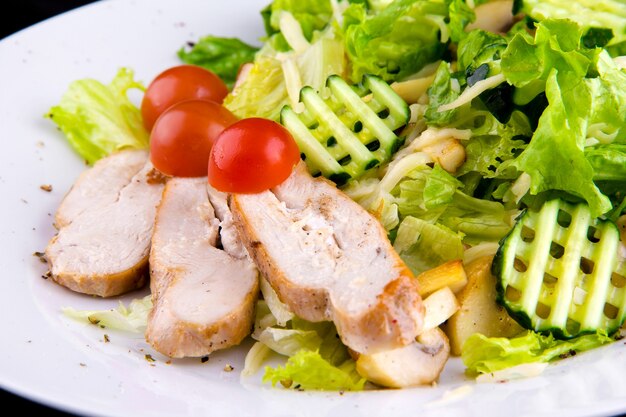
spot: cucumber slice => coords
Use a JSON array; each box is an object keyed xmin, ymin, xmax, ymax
[
  {"xmin": 493, "ymin": 199, "xmax": 626, "ymax": 339},
  {"xmin": 280, "ymin": 74, "xmax": 409, "ymax": 186}
]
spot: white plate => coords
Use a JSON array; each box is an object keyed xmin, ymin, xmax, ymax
[{"xmin": 1, "ymin": 1, "xmax": 625, "ymax": 416}]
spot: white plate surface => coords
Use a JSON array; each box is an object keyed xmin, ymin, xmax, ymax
[{"xmin": 0, "ymin": 1, "xmax": 625, "ymax": 416}]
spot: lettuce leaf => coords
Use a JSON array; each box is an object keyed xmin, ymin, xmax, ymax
[
  {"xmin": 447, "ymin": 0, "xmax": 476, "ymax": 43},
  {"xmin": 586, "ymin": 51, "xmax": 626, "ymax": 145},
  {"xmin": 224, "ymin": 31, "xmax": 345, "ymax": 120},
  {"xmin": 457, "ymin": 29, "xmax": 508, "ymax": 76},
  {"xmin": 423, "ymin": 164, "xmax": 465, "ymax": 209},
  {"xmin": 440, "ymin": 19, "xmax": 624, "ymax": 218},
  {"xmin": 260, "ymin": 277, "xmax": 294, "ymax": 326},
  {"xmin": 438, "ymin": 192, "xmax": 513, "ymax": 243},
  {"xmin": 261, "ymin": 0, "xmax": 333, "ymax": 51},
  {"xmin": 178, "ymin": 36, "xmax": 259, "ymax": 89},
  {"xmin": 500, "ymin": 20, "xmax": 626, "ymax": 217},
  {"xmin": 242, "ymin": 342, "xmax": 273, "ymax": 376},
  {"xmin": 263, "ymin": 350, "xmax": 366, "ymax": 391},
  {"xmin": 463, "ymin": 330, "xmax": 615, "ymax": 374},
  {"xmin": 223, "ymin": 55, "xmax": 287, "ymax": 120},
  {"xmin": 511, "ymin": 70, "xmax": 611, "ymax": 217},
  {"xmin": 396, "ymin": 165, "xmax": 513, "ymax": 242},
  {"xmin": 47, "ymin": 68, "xmax": 149, "ymax": 164},
  {"xmin": 393, "ymin": 215, "xmax": 464, "ymax": 273},
  {"xmin": 501, "ymin": 20, "xmax": 593, "ymax": 88},
  {"xmin": 586, "ymin": 144, "xmax": 626, "ymax": 182},
  {"xmin": 585, "ymin": 144, "xmax": 626, "ymax": 207},
  {"xmin": 62, "ymin": 295, "xmax": 152, "ymax": 333},
  {"xmin": 346, "ymin": 160, "xmax": 513, "ymax": 273},
  {"xmin": 342, "ymin": 0, "xmax": 450, "ymax": 83},
  {"xmin": 515, "ymin": 0, "xmax": 626, "ymax": 50},
  {"xmin": 425, "ymin": 62, "xmax": 461, "ymax": 125},
  {"xmin": 256, "ymin": 328, "xmax": 324, "ymax": 356},
  {"xmin": 458, "ymin": 111, "xmax": 531, "ymax": 180},
  {"xmin": 248, "ymin": 298, "xmax": 360, "ymax": 391}
]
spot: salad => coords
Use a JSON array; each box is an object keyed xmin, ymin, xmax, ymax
[{"xmin": 45, "ymin": 0, "xmax": 625, "ymax": 392}]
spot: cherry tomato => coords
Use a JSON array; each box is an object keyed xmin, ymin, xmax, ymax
[
  {"xmin": 141, "ymin": 65, "xmax": 228, "ymax": 131},
  {"xmin": 150, "ymin": 100, "xmax": 238, "ymax": 177},
  {"xmin": 208, "ymin": 118, "xmax": 300, "ymax": 193}
]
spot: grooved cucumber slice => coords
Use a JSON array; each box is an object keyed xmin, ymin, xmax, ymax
[
  {"xmin": 280, "ymin": 74, "xmax": 409, "ymax": 186},
  {"xmin": 493, "ymin": 199, "xmax": 626, "ymax": 339}
]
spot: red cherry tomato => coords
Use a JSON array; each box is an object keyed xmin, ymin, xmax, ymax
[
  {"xmin": 150, "ymin": 100, "xmax": 238, "ymax": 177},
  {"xmin": 208, "ymin": 118, "xmax": 300, "ymax": 193},
  {"xmin": 141, "ymin": 65, "xmax": 228, "ymax": 131}
]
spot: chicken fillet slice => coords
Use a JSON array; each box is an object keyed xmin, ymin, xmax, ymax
[
  {"xmin": 146, "ymin": 178, "xmax": 258, "ymax": 358},
  {"xmin": 45, "ymin": 151, "xmax": 165, "ymax": 297},
  {"xmin": 230, "ymin": 163, "xmax": 424, "ymax": 354}
]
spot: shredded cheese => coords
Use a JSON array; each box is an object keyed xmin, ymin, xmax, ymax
[
  {"xmin": 379, "ymin": 152, "xmax": 432, "ymax": 193},
  {"xmin": 463, "ymin": 242, "xmax": 500, "ymax": 264},
  {"xmin": 510, "ymin": 172, "xmax": 531, "ymax": 204},
  {"xmin": 281, "ymin": 58, "xmax": 303, "ymax": 109},
  {"xmin": 426, "ymin": 14, "xmax": 449, "ymax": 44},
  {"xmin": 438, "ymin": 73, "xmax": 506, "ymax": 112},
  {"xmin": 279, "ymin": 11, "xmax": 310, "ymax": 54}
]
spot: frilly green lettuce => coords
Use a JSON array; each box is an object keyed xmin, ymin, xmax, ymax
[
  {"xmin": 463, "ymin": 330, "xmax": 614, "ymax": 375},
  {"xmin": 261, "ymin": 0, "xmax": 334, "ymax": 51},
  {"xmin": 263, "ymin": 350, "xmax": 366, "ymax": 391},
  {"xmin": 393, "ymin": 215, "xmax": 464, "ymax": 273},
  {"xmin": 244, "ymin": 297, "xmax": 363, "ymax": 391},
  {"xmin": 345, "ymin": 159, "xmax": 513, "ymax": 273},
  {"xmin": 223, "ymin": 54, "xmax": 288, "ymax": 120},
  {"xmin": 62, "ymin": 295, "xmax": 152, "ymax": 333},
  {"xmin": 223, "ymin": 29, "xmax": 345, "ymax": 120},
  {"xmin": 259, "ymin": 277, "xmax": 294, "ymax": 327},
  {"xmin": 515, "ymin": 0, "xmax": 626, "ymax": 52},
  {"xmin": 342, "ymin": 0, "xmax": 448, "ymax": 83},
  {"xmin": 178, "ymin": 36, "xmax": 259, "ymax": 89},
  {"xmin": 510, "ymin": 70, "xmax": 611, "ymax": 217},
  {"xmin": 47, "ymin": 68, "xmax": 149, "ymax": 164},
  {"xmin": 498, "ymin": 20, "xmax": 626, "ymax": 217},
  {"xmin": 425, "ymin": 62, "xmax": 461, "ymax": 126}
]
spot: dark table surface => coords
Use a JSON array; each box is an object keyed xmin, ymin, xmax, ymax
[{"xmin": 1, "ymin": 4, "xmax": 96, "ymax": 415}]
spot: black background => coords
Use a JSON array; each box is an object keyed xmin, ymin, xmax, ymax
[
  {"xmin": 0, "ymin": 0, "xmax": 97, "ymax": 41},
  {"xmin": 1, "ymin": 3, "xmax": 96, "ymax": 415}
]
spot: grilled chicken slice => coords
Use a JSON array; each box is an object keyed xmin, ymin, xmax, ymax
[
  {"xmin": 146, "ymin": 178, "xmax": 258, "ymax": 358},
  {"xmin": 45, "ymin": 151, "xmax": 165, "ymax": 297},
  {"xmin": 206, "ymin": 187, "xmax": 249, "ymax": 260},
  {"xmin": 54, "ymin": 150, "xmax": 148, "ymax": 229},
  {"xmin": 230, "ymin": 162, "xmax": 424, "ymax": 354}
]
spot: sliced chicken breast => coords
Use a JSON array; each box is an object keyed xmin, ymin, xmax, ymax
[
  {"xmin": 230, "ymin": 162, "xmax": 424, "ymax": 354},
  {"xmin": 146, "ymin": 178, "xmax": 258, "ymax": 358},
  {"xmin": 54, "ymin": 149, "xmax": 149, "ymax": 229},
  {"xmin": 206, "ymin": 187, "xmax": 249, "ymax": 260},
  {"xmin": 45, "ymin": 151, "xmax": 165, "ymax": 297}
]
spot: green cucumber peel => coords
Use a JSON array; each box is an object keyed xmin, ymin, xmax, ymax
[
  {"xmin": 493, "ymin": 199, "xmax": 626, "ymax": 339},
  {"xmin": 280, "ymin": 74, "xmax": 409, "ymax": 186}
]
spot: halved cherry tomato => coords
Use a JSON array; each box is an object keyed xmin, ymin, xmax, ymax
[
  {"xmin": 141, "ymin": 65, "xmax": 228, "ymax": 131},
  {"xmin": 208, "ymin": 118, "xmax": 300, "ymax": 193},
  {"xmin": 150, "ymin": 100, "xmax": 237, "ymax": 177}
]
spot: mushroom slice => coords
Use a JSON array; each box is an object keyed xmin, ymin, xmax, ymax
[
  {"xmin": 354, "ymin": 287, "xmax": 458, "ymax": 388},
  {"xmin": 230, "ymin": 162, "xmax": 424, "ymax": 354},
  {"xmin": 355, "ymin": 328, "xmax": 450, "ymax": 388},
  {"xmin": 45, "ymin": 151, "xmax": 165, "ymax": 297},
  {"xmin": 146, "ymin": 178, "xmax": 259, "ymax": 358}
]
